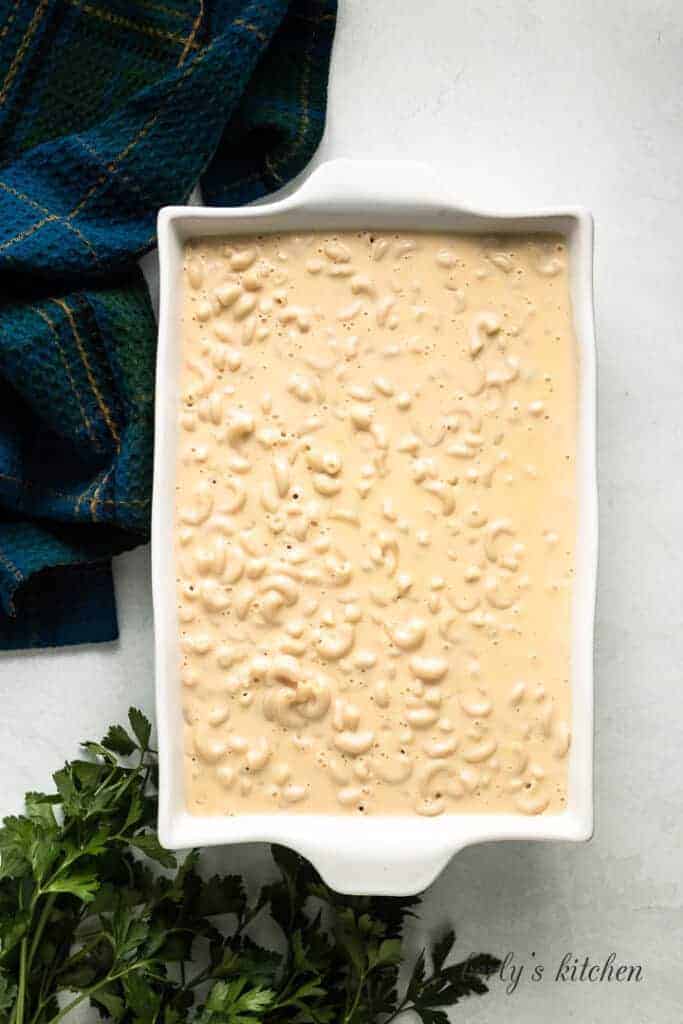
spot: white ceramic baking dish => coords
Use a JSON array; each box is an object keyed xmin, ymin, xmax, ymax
[{"xmin": 153, "ymin": 159, "xmax": 597, "ymax": 896}]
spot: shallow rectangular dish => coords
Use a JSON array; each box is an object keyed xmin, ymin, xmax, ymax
[{"xmin": 153, "ymin": 159, "xmax": 597, "ymax": 896}]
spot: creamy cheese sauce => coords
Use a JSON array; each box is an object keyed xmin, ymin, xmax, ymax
[{"xmin": 175, "ymin": 231, "xmax": 576, "ymax": 817}]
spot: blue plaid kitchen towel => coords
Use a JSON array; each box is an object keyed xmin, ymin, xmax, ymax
[{"xmin": 0, "ymin": 0, "xmax": 337, "ymax": 649}]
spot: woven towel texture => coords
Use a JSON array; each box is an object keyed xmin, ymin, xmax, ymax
[{"xmin": 0, "ymin": 0, "xmax": 336, "ymax": 649}]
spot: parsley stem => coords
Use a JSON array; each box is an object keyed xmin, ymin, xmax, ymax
[
  {"xmin": 9, "ymin": 883, "xmax": 30, "ymax": 1024},
  {"xmin": 52, "ymin": 933, "xmax": 111, "ymax": 979},
  {"xmin": 13, "ymin": 937, "xmax": 27, "ymax": 1024},
  {"xmin": 382, "ymin": 997, "xmax": 410, "ymax": 1024},
  {"xmin": 186, "ymin": 964, "xmax": 212, "ymax": 989},
  {"xmin": 343, "ymin": 968, "xmax": 367, "ymax": 1023},
  {"xmin": 43, "ymin": 962, "xmax": 150, "ymax": 1024},
  {"xmin": 26, "ymin": 894, "xmax": 56, "ymax": 977},
  {"xmin": 18, "ymin": 892, "xmax": 57, "ymax": 1024}
]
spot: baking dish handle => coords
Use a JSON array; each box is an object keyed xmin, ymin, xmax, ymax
[
  {"xmin": 290, "ymin": 157, "xmax": 451, "ymax": 208},
  {"xmin": 293, "ymin": 833, "xmax": 460, "ymax": 897}
]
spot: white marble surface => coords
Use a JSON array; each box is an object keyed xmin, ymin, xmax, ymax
[{"xmin": 2, "ymin": 1, "xmax": 682, "ymax": 1019}]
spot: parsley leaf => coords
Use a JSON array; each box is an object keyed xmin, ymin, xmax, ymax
[
  {"xmin": 128, "ymin": 833, "xmax": 177, "ymax": 869},
  {"xmin": 203, "ymin": 978, "xmax": 276, "ymax": 1022},
  {"xmin": 101, "ymin": 724, "xmax": 137, "ymax": 758},
  {"xmin": 128, "ymin": 708, "xmax": 152, "ymax": 751},
  {"xmin": 43, "ymin": 867, "xmax": 100, "ymax": 902}
]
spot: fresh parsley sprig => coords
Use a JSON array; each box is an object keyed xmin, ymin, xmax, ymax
[{"xmin": 0, "ymin": 708, "xmax": 500, "ymax": 1023}]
